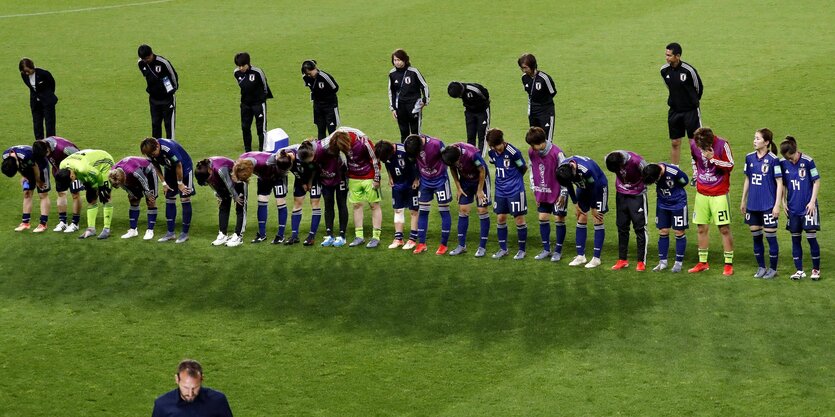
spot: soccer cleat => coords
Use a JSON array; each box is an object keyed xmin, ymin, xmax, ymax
[
  {"xmin": 611, "ymin": 259, "xmax": 629, "ymax": 270},
  {"xmin": 211, "ymin": 232, "xmax": 228, "ymax": 246},
  {"xmin": 33, "ymin": 224, "xmax": 48, "ymax": 233},
  {"xmin": 550, "ymin": 252, "xmax": 562, "ymax": 262},
  {"xmin": 449, "ymin": 245, "xmax": 467, "ymax": 256},
  {"xmin": 366, "ymin": 238, "xmax": 380, "ymax": 249},
  {"xmin": 226, "ymin": 234, "xmax": 243, "ymax": 247},
  {"xmin": 321, "ymin": 235, "xmax": 335, "ymax": 247},
  {"xmin": 413, "ymin": 243, "xmax": 428, "ymax": 254},
  {"xmin": 671, "ymin": 262, "xmax": 683, "ymax": 273},
  {"xmin": 122, "ymin": 228, "xmax": 139, "ymax": 239},
  {"xmin": 435, "ymin": 244, "xmax": 447, "ymax": 255},
  {"xmin": 811, "ymin": 269, "xmax": 820, "ymax": 280},
  {"xmin": 388, "ymin": 239, "xmax": 404, "ymax": 249},
  {"xmin": 64, "ymin": 223, "xmax": 79, "ymax": 233},
  {"xmin": 753, "ymin": 267, "xmax": 767, "ymax": 278},
  {"xmin": 143, "ymin": 229, "xmax": 154, "ymax": 240},
  {"xmin": 283, "ymin": 236, "xmax": 300, "ymax": 245},
  {"xmin": 534, "ymin": 250, "xmax": 552, "ymax": 260},
  {"xmin": 492, "ymin": 249, "xmax": 508, "ymax": 259},
  {"xmin": 762, "ymin": 268, "xmax": 777, "ymax": 279},
  {"xmin": 270, "ymin": 235, "xmax": 284, "ymax": 244},
  {"xmin": 348, "ymin": 237, "xmax": 365, "ymax": 247},
  {"xmin": 79, "ymin": 227, "xmax": 96, "ymax": 239},
  {"xmin": 53, "ymin": 221, "xmax": 67, "ymax": 232},
  {"xmin": 157, "ymin": 231, "xmax": 176, "ymax": 242},
  {"xmin": 585, "ymin": 257, "xmax": 602, "ymax": 268},
  {"xmin": 790, "ymin": 270, "xmax": 805, "ymax": 280},
  {"xmin": 653, "ymin": 261, "xmax": 668, "ymax": 272},
  {"xmin": 332, "ymin": 236, "xmax": 346, "ymax": 247},
  {"xmin": 513, "ymin": 250, "xmax": 526, "ymax": 260},
  {"xmin": 688, "ymin": 262, "xmax": 710, "ymax": 273},
  {"xmin": 723, "ymin": 264, "xmax": 734, "ymax": 276},
  {"xmin": 175, "ymin": 232, "xmax": 189, "ymax": 244},
  {"xmin": 474, "ymin": 247, "xmax": 487, "ymax": 258},
  {"xmin": 568, "ymin": 255, "xmax": 587, "ymax": 266},
  {"xmin": 303, "ymin": 237, "xmax": 316, "ymax": 246},
  {"xmin": 636, "ymin": 262, "xmax": 646, "ymax": 272},
  {"xmin": 253, "ymin": 234, "xmax": 268, "ymax": 244},
  {"xmin": 97, "ymin": 228, "xmax": 111, "ymax": 240},
  {"xmin": 14, "ymin": 222, "xmax": 31, "ymax": 232},
  {"xmin": 402, "ymin": 239, "xmax": 417, "ymax": 250}
]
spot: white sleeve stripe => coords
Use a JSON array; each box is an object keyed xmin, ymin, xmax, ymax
[
  {"xmin": 723, "ymin": 143, "xmax": 734, "ymax": 164},
  {"xmin": 538, "ymin": 72, "xmax": 556, "ymax": 94},
  {"xmin": 409, "ymin": 67, "xmax": 430, "ymax": 101},
  {"xmin": 252, "ymin": 67, "xmax": 269, "ymax": 95},
  {"xmin": 156, "ymin": 56, "xmax": 177, "ymax": 88},
  {"xmin": 465, "ymin": 85, "xmax": 486, "ymax": 99},
  {"xmin": 680, "ymin": 63, "xmax": 700, "ymax": 92},
  {"xmin": 319, "ymin": 72, "xmax": 337, "ymax": 89},
  {"xmin": 387, "ymin": 76, "xmax": 394, "ymax": 109}
]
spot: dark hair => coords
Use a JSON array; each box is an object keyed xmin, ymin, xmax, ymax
[
  {"xmin": 137, "ymin": 44, "xmax": 153, "ymax": 59},
  {"xmin": 140, "ymin": 137, "xmax": 159, "ymax": 155},
  {"xmin": 666, "ymin": 42, "xmax": 682, "ymax": 56},
  {"xmin": 525, "ymin": 127, "xmax": 547, "ymax": 146},
  {"xmin": 177, "ymin": 359, "xmax": 203, "ymax": 378},
  {"xmin": 517, "ymin": 53, "xmax": 537, "ymax": 70},
  {"xmin": 374, "ymin": 140, "xmax": 395, "ymax": 162},
  {"xmin": 54, "ymin": 168, "xmax": 71, "ymax": 189},
  {"xmin": 1, "ymin": 157, "xmax": 18, "ymax": 177},
  {"xmin": 605, "ymin": 151, "xmax": 626, "ymax": 173},
  {"xmin": 195, "ymin": 159, "xmax": 212, "ymax": 186},
  {"xmin": 440, "ymin": 146, "xmax": 461, "ymax": 166},
  {"xmin": 234, "ymin": 52, "xmax": 250, "ymax": 67},
  {"xmin": 391, "ymin": 49, "xmax": 410, "ymax": 67},
  {"xmin": 642, "ymin": 163, "xmax": 663, "ymax": 185},
  {"xmin": 403, "ymin": 135, "xmax": 423, "ymax": 157},
  {"xmin": 275, "ymin": 151, "xmax": 292, "ymax": 171},
  {"xmin": 301, "ymin": 59, "xmax": 317, "ymax": 74},
  {"xmin": 32, "ymin": 140, "xmax": 50, "ymax": 159},
  {"xmin": 694, "ymin": 127, "xmax": 715, "ymax": 150},
  {"xmin": 447, "ymin": 82, "xmax": 464, "ymax": 98},
  {"xmin": 556, "ymin": 163, "xmax": 575, "ymax": 186},
  {"xmin": 780, "ymin": 135, "xmax": 798, "ymax": 157},
  {"xmin": 19, "ymin": 58, "xmax": 35, "ymax": 72},
  {"xmin": 297, "ymin": 140, "xmax": 314, "ymax": 162},
  {"xmin": 485, "ymin": 128, "xmax": 504, "ymax": 148},
  {"xmin": 756, "ymin": 128, "xmax": 777, "ymax": 155}
]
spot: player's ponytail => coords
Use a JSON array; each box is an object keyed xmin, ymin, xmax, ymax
[
  {"xmin": 756, "ymin": 128, "xmax": 777, "ymax": 155},
  {"xmin": 780, "ymin": 135, "xmax": 798, "ymax": 157}
]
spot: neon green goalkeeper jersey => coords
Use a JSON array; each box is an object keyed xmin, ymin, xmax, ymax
[{"xmin": 59, "ymin": 149, "xmax": 114, "ymax": 188}]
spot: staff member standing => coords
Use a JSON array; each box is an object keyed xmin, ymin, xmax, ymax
[
  {"xmin": 388, "ymin": 49, "xmax": 429, "ymax": 142},
  {"xmin": 19, "ymin": 58, "xmax": 58, "ymax": 140},
  {"xmin": 661, "ymin": 42, "xmax": 703, "ymax": 165},
  {"xmin": 137, "ymin": 44, "xmax": 178, "ymax": 139},
  {"xmin": 518, "ymin": 53, "xmax": 556, "ymax": 142},
  {"xmin": 447, "ymin": 81, "xmax": 490, "ymax": 152},
  {"xmin": 302, "ymin": 60, "xmax": 339, "ymax": 139},
  {"xmin": 234, "ymin": 52, "xmax": 273, "ymax": 152}
]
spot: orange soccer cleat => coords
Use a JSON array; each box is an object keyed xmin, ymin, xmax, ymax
[
  {"xmin": 611, "ymin": 259, "xmax": 629, "ymax": 270},
  {"xmin": 688, "ymin": 262, "xmax": 710, "ymax": 273}
]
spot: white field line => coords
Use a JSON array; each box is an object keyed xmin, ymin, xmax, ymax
[{"xmin": 0, "ymin": 0, "xmax": 174, "ymax": 19}]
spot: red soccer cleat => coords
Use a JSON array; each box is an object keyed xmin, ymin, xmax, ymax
[
  {"xmin": 413, "ymin": 243, "xmax": 428, "ymax": 254},
  {"xmin": 611, "ymin": 259, "xmax": 629, "ymax": 270},
  {"xmin": 723, "ymin": 264, "xmax": 734, "ymax": 276},
  {"xmin": 435, "ymin": 244, "xmax": 448, "ymax": 255},
  {"xmin": 688, "ymin": 262, "xmax": 710, "ymax": 273},
  {"xmin": 635, "ymin": 262, "xmax": 646, "ymax": 272}
]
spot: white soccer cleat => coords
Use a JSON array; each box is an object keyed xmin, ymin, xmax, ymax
[
  {"xmin": 790, "ymin": 270, "xmax": 806, "ymax": 280},
  {"xmin": 143, "ymin": 229, "xmax": 155, "ymax": 240},
  {"xmin": 226, "ymin": 234, "xmax": 243, "ymax": 247},
  {"xmin": 810, "ymin": 269, "xmax": 820, "ymax": 280},
  {"xmin": 568, "ymin": 255, "xmax": 587, "ymax": 266},
  {"xmin": 175, "ymin": 232, "xmax": 189, "ymax": 244},
  {"xmin": 585, "ymin": 257, "xmax": 602, "ymax": 269},
  {"xmin": 158, "ymin": 231, "xmax": 176, "ymax": 242},
  {"xmin": 53, "ymin": 221, "xmax": 67, "ymax": 232},
  {"xmin": 64, "ymin": 223, "xmax": 79, "ymax": 233},
  {"xmin": 78, "ymin": 227, "xmax": 97, "ymax": 239},
  {"xmin": 652, "ymin": 261, "xmax": 668, "ymax": 272},
  {"xmin": 211, "ymin": 232, "xmax": 229, "ymax": 246},
  {"xmin": 121, "ymin": 228, "xmax": 139, "ymax": 239}
]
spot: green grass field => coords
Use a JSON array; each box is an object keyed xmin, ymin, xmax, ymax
[{"xmin": 1, "ymin": 0, "xmax": 833, "ymax": 415}]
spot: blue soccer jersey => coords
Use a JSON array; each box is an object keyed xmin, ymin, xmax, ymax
[
  {"xmin": 560, "ymin": 155, "xmax": 607, "ymax": 203},
  {"xmin": 488, "ymin": 143, "xmax": 526, "ymax": 197},
  {"xmin": 2, "ymin": 146, "xmax": 38, "ymax": 171},
  {"xmin": 384, "ymin": 143, "xmax": 418, "ymax": 191},
  {"xmin": 744, "ymin": 151, "xmax": 782, "ymax": 211},
  {"xmin": 154, "ymin": 138, "xmax": 193, "ymax": 171},
  {"xmin": 781, "ymin": 153, "xmax": 820, "ymax": 216},
  {"xmin": 655, "ymin": 163, "xmax": 689, "ymax": 211}
]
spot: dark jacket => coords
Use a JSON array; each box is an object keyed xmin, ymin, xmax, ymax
[{"xmin": 21, "ymin": 68, "xmax": 58, "ymax": 106}]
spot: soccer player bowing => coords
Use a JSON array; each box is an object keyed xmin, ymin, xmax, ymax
[
  {"xmin": 140, "ymin": 137, "xmax": 195, "ymax": 244},
  {"xmin": 739, "ymin": 128, "xmax": 783, "ymax": 279},
  {"xmin": 2, "ymin": 145, "xmax": 51, "ymax": 232},
  {"xmin": 486, "ymin": 128, "xmax": 529, "ymax": 260},
  {"xmin": 196, "ymin": 157, "xmax": 247, "ymax": 247},
  {"xmin": 440, "ymin": 141, "xmax": 491, "ymax": 257},
  {"xmin": 375, "ymin": 140, "xmax": 420, "ymax": 250},
  {"xmin": 642, "ymin": 162, "xmax": 689, "ymax": 273},
  {"xmin": 605, "ymin": 150, "xmax": 650, "ymax": 271},
  {"xmin": 55, "ymin": 149, "xmax": 115, "ymax": 239},
  {"xmin": 275, "ymin": 141, "xmax": 321, "ymax": 245},
  {"xmin": 32, "ymin": 137, "xmax": 83, "ymax": 233},
  {"xmin": 109, "ymin": 157, "xmax": 159, "ymax": 240},
  {"xmin": 688, "ymin": 127, "xmax": 734, "ymax": 275},
  {"xmin": 330, "ymin": 128, "xmax": 383, "ymax": 248},
  {"xmin": 779, "ymin": 136, "xmax": 821, "ymax": 280},
  {"xmin": 404, "ymin": 133, "xmax": 453, "ymax": 255},
  {"xmin": 526, "ymin": 127, "xmax": 568, "ymax": 262},
  {"xmin": 557, "ymin": 155, "xmax": 609, "ymax": 268},
  {"xmin": 232, "ymin": 151, "xmax": 286, "ymax": 244}
]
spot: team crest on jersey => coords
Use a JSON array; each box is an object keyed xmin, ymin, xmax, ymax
[
  {"xmin": 404, "ymin": 77, "xmax": 411, "ymax": 84},
  {"xmin": 761, "ymin": 163, "xmax": 769, "ymax": 174},
  {"xmin": 503, "ymin": 159, "xmax": 510, "ymax": 168},
  {"xmin": 318, "ymin": 82, "xmax": 324, "ymax": 89},
  {"xmin": 799, "ymin": 168, "xmax": 806, "ymax": 178},
  {"xmin": 249, "ymin": 74, "xmax": 255, "ymax": 81},
  {"xmin": 680, "ymin": 74, "xmax": 687, "ymax": 82},
  {"xmin": 419, "ymin": 150, "xmax": 426, "ymax": 160},
  {"xmin": 666, "ymin": 178, "xmax": 674, "ymax": 189},
  {"xmin": 155, "ymin": 65, "xmax": 161, "ymax": 73},
  {"xmin": 535, "ymin": 82, "xmax": 542, "ymax": 90},
  {"xmin": 398, "ymin": 159, "xmax": 405, "ymax": 168}
]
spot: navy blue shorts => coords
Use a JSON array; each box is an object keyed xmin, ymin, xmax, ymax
[
  {"xmin": 458, "ymin": 178, "xmax": 491, "ymax": 208},
  {"xmin": 493, "ymin": 191, "xmax": 527, "ymax": 216},
  {"xmin": 655, "ymin": 206, "xmax": 689, "ymax": 230},
  {"xmin": 576, "ymin": 185, "xmax": 608, "ymax": 214},
  {"xmin": 418, "ymin": 180, "xmax": 452, "ymax": 205},
  {"xmin": 392, "ymin": 185, "xmax": 419, "ymax": 210},
  {"xmin": 163, "ymin": 167, "xmax": 195, "ymax": 198},
  {"xmin": 786, "ymin": 211, "xmax": 820, "ymax": 233},
  {"xmin": 537, "ymin": 199, "xmax": 568, "ymax": 216},
  {"xmin": 745, "ymin": 209, "xmax": 778, "ymax": 228}
]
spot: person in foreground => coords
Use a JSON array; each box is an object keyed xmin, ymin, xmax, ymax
[{"xmin": 152, "ymin": 359, "xmax": 233, "ymax": 417}]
